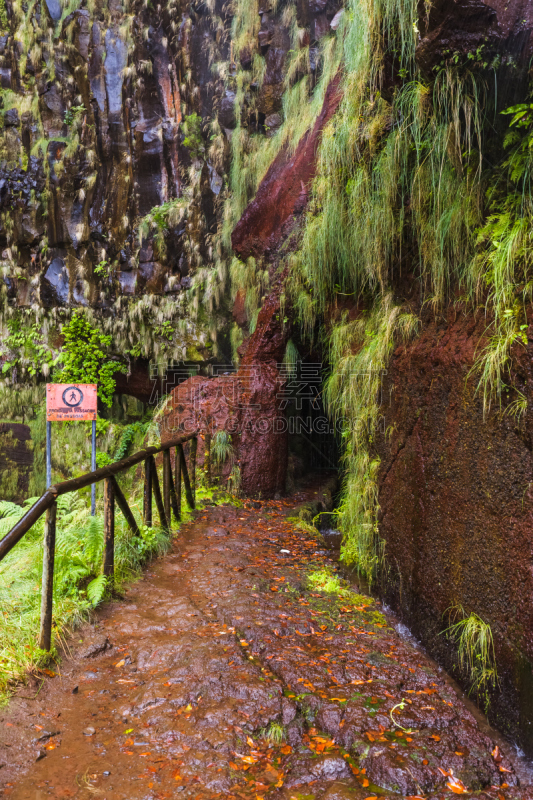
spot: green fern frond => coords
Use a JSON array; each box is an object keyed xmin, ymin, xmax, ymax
[{"xmin": 87, "ymin": 574, "xmax": 107, "ymax": 606}]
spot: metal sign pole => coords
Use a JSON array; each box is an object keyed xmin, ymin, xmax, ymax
[
  {"xmin": 46, "ymin": 420, "xmax": 52, "ymax": 488},
  {"xmin": 91, "ymin": 419, "xmax": 96, "ymax": 516}
]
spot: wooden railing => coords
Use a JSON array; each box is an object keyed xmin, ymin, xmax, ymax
[{"xmin": 0, "ymin": 433, "xmax": 198, "ymax": 652}]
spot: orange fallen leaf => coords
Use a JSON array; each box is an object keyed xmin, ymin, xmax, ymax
[{"xmin": 446, "ymin": 778, "xmax": 468, "ymax": 794}]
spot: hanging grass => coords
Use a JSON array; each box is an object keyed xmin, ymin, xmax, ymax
[
  {"xmin": 442, "ymin": 606, "xmax": 498, "ymax": 699},
  {"xmin": 323, "ymin": 296, "xmax": 418, "ymax": 580}
]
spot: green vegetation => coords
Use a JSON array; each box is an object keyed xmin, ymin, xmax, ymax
[
  {"xmin": 182, "ymin": 113, "xmax": 205, "ymax": 160},
  {"xmin": 0, "ymin": 0, "xmax": 7, "ymax": 31},
  {"xmin": 212, "ymin": 430, "xmax": 234, "ymax": 466},
  {"xmin": 0, "ymin": 493, "xmax": 169, "ymax": 698},
  {"xmin": 263, "ymin": 721, "xmax": 285, "ymax": 744},
  {"xmin": 56, "ymin": 311, "xmax": 127, "ymax": 407},
  {"xmin": 324, "ymin": 299, "xmax": 418, "ymax": 577},
  {"xmin": 280, "ymin": 0, "xmax": 533, "ymax": 583},
  {"xmin": 307, "ymin": 566, "xmax": 372, "ymax": 608},
  {"xmin": 0, "ymin": 473, "xmax": 240, "ymax": 701},
  {"xmin": 0, "ymin": 315, "xmax": 60, "ymax": 380},
  {"xmin": 443, "ymin": 606, "xmax": 498, "ymax": 700}
]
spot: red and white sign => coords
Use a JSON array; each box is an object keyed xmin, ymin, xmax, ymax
[{"xmin": 46, "ymin": 384, "xmax": 97, "ymax": 421}]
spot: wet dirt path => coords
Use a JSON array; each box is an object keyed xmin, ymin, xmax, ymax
[{"xmin": 1, "ymin": 491, "xmax": 531, "ymax": 800}]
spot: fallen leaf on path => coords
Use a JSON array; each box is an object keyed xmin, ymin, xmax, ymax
[{"xmin": 446, "ymin": 776, "xmax": 468, "ymax": 794}]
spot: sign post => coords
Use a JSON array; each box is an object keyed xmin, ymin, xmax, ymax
[{"xmin": 46, "ymin": 384, "xmax": 98, "ymax": 515}]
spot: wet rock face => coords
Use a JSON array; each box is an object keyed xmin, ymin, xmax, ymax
[
  {"xmin": 232, "ymin": 73, "xmax": 343, "ymax": 261},
  {"xmin": 416, "ymin": 0, "xmax": 533, "ymax": 73},
  {"xmin": 0, "ymin": 423, "xmax": 33, "ymax": 503},
  {"xmin": 375, "ymin": 308, "xmax": 533, "ymax": 755},
  {"xmin": 163, "ymin": 282, "xmax": 291, "ymax": 497},
  {"xmin": 0, "ymin": 0, "xmax": 231, "ymax": 312}
]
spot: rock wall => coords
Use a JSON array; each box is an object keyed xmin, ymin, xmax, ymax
[
  {"xmin": 0, "ymin": 422, "xmax": 32, "ymax": 502},
  {"xmin": 220, "ymin": 0, "xmax": 533, "ymax": 753},
  {"xmin": 372, "ymin": 311, "xmax": 533, "ymax": 748},
  {"xmin": 163, "ymin": 278, "xmax": 290, "ymax": 497}
]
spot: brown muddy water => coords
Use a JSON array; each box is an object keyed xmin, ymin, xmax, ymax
[{"xmin": 1, "ymin": 485, "xmax": 532, "ymax": 799}]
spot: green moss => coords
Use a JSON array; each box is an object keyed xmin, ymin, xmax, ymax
[{"xmin": 0, "ymin": 0, "xmax": 7, "ymax": 30}]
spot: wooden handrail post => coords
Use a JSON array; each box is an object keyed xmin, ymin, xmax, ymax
[
  {"xmin": 163, "ymin": 450, "xmax": 171, "ymax": 526},
  {"xmin": 39, "ymin": 500, "xmax": 57, "ymax": 652},
  {"xmin": 144, "ymin": 456, "xmax": 152, "ymax": 527},
  {"xmin": 204, "ymin": 432, "xmax": 212, "ymax": 488},
  {"xmin": 103, "ymin": 477, "xmax": 115, "ymax": 580},
  {"xmin": 150, "ymin": 456, "xmax": 168, "ymax": 530},
  {"xmin": 179, "ymin": 444, "xmax": 195, "ymax": 510},
  {"xmin": 190, "ymin": 436, "xmax": 197, "ymax": 504},
  {"xmin": 169, "ymin": 450, "xmax": 181, "ymax": 522},
  {"xmin": 175, "ymin": 447, "xmax": 182, "ymax": 519},
  {"xmin": 111, "ymin": 476, "xmax": 140, "ymax": 537}
]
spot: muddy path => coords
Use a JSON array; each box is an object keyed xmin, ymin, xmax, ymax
[{"xmin": 1, "ymin": 488, "xmax": 531, "ymax": 800}]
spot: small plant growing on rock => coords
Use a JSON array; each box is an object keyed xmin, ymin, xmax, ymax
[
  {"xmin": 94, "ymin": 259, "xmax": 112, "ymax": 279},
  {"xmin": 182, "ymin": 113, "xmax": 204, "ymax": 160},
  {"xmin": 442, "ymin": 606, "xmax": 498, "ymax": 700},
  {"xmin": 212, "ymin": 430, "xmax": 234, "ymax": 466},
  {"xmin": 64, "ymin": 105, "xmax": 85, "ymax": 127},
  {"xmin": 263, "ymin": 722, "xmax": 285, "ymax": 744}
]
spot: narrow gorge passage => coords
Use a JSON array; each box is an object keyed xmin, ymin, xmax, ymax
[{"xmin": 1, "ymin": 486, "xmax": 530, "ymax": 800}]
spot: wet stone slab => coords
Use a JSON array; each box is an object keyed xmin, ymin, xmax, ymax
[{"xmin": 0, "ymin": 494, "xmax": 531, "ymax": 799}]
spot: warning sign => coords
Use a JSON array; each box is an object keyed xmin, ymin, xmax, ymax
[{"xmin": 46, "ymin": 384, "xmax": 97, "ymax": 421}]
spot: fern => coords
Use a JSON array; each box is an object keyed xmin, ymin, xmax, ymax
[
  {"xmin": 212, "ymin": 431, "xmax": 234, "ymax": 466},
  {"xmin": 87, "ymin": 574, "xmax": 107, "ymax": 606},
  {"xmin": 83, "ymin": 516, "xmax": 105, "ymax": 569}
]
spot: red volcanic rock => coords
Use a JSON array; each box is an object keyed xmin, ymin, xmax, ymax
[
  {"xmin": 375, "ymin": 307, "xmax": 533, "ymax": 753},
  {"xmin": 231, "ymin": 73, "xmax": 343, "ymax": 260},
  {"xmin": 163, "ymin": 282, "xmax": 290, "ymax": 498}
]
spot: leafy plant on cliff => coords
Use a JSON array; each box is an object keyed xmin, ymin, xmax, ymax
[
  {"xmin": 471, "ymin": 101, "xmax": 533, "ymax": 412},
  {"xmin": 0, "ymin": 0, "xmax": 7, "ymax": 31},
  {"xmin": 212, "ymin": 430, "xmax": 234, "ymax": 467},
  {"xmin": 0, "ymin": 315, "xmax": 60, "ymax": 380},
  {"xmin": 182, "ymin": 113, "xmax": 205, "ymax": 160},
  {"xmin": 139, "ymin": 197, "xmax": 188, "ymax": 256},
  {"xmin": 55, "ymin": 311, "xmax": 127, "ymax": 407}
]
